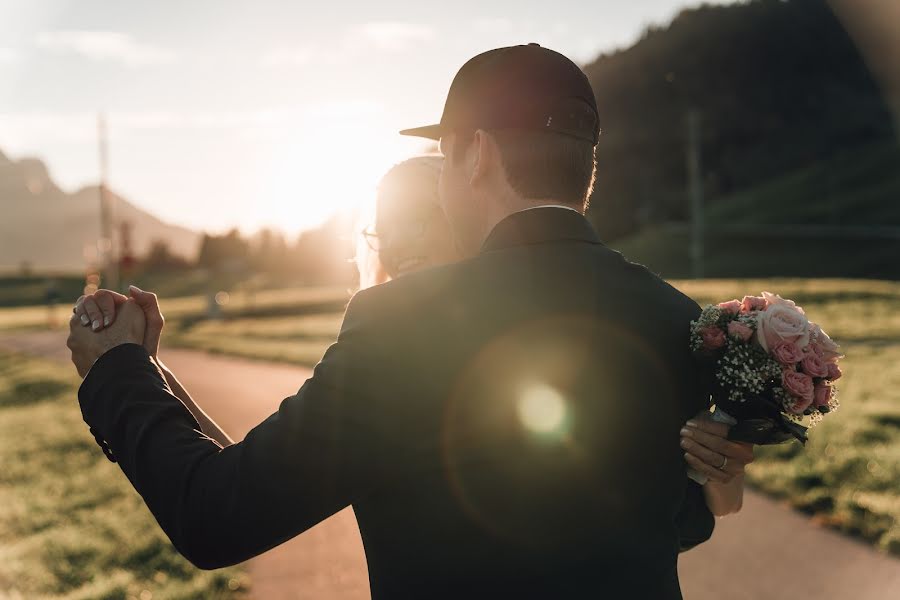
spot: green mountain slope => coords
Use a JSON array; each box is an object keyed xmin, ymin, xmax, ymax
[
  {"xmin": 704, "ymin": 142, "xmax": 900, "ymax": 226},
  {"xmin": 581, "ymin": 0, "xmax": 897, "ymax": 242},
  {"xmin": 612, "ymin": 141, "xmax": 900, "ymax": 278}
]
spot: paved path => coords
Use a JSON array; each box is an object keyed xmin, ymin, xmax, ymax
[{"xmin": 2, "ymin": 330, "xmax": 898, "ymax": 599}]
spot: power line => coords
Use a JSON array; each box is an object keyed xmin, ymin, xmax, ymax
[{"xmin": 97, "ymin": 113, "xmax": 119, "ymax": 291}]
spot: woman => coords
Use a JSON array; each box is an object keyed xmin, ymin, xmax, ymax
[
  {"xmin": 75, "ymin": 155, "xmax": 752, "ymax": 518},
  {"xmin": 355, "ymin": 155, "xmax": 459, "ymax": 290}
]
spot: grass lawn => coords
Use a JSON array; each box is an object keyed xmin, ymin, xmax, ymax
[
  {"xmin": 0, "ymin": 351, "xmax": 248, "ymax": 599},
  {"xmin": 611, "ymin": 141, "xmax": 900, "ymax": 280},
  {"xmin": 166, "ymin": 313, "xmax": 343, "ymax": 366}
]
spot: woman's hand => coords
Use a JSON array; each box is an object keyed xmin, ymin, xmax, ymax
[
  {"xmin": 681, "ymin": 412, "xmax": 755, "ymax": 516},
  {"xmin": 73, "ymin": 288, "xmax": 125, "ymax": 331},
  {"xmin": 680, "ymin": 414, "xmax": 754, "ymax": 484},
  {"xmin": 73, "ymin": 286, "xmax": 165, "ymax": 357}
]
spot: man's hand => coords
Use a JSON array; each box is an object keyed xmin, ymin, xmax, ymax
[
  {"xmin": 67, "ymin": 299, "xmax": 146, "ymax": 377},
  {"xmin": 680, "ymin": 411, "xmax": 754, "ymax": 484},
  {"xmin": 73, "ymin": 286, "xmax": 165, "ymax": 357}
]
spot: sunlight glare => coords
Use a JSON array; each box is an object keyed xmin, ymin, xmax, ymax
[
  {"xmin": 517, "ymin": 384, "xmax": 568, "ymax": 436},
  {"xmin": 259, "ymin": 116, "xmax": 417, "ymax": 234}
]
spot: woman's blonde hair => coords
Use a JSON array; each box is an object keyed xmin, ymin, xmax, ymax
[{"xmin": 355, "ymin": 155, "xmax": 443, "ymax": 289}]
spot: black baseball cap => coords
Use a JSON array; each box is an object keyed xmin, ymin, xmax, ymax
[{"xmin": 400, "ymin": 43, "xmax": 600, "ymax": 145}]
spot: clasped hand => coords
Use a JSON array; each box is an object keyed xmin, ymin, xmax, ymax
[{"xmin": 67, "ymin": 286, "xmax": 165, "ymax": 377}]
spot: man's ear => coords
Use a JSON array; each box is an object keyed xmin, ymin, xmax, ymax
[{"xmin": 469, "ymin": 129, "xmax": 496, "ymax": 188}]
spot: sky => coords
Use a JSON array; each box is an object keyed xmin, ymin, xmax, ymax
[{"xmin": 0, "ymin": 0, "xmax": 736, "ymax": 236}]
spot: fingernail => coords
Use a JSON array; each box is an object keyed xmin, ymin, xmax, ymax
[
  {"xmin": 103, "ymin": 316, "xmax": 111, "ymax": 326},
  {"xmin": 92, "ymin": 320, "xmax": 100, "ymax": 330},
  {"xmin": 80, "ymin": 314, "xmax": 90, "ymax": 325},
  {"xmin": 680, "ymin": 427, "xmax": 692, "ymax": 437},
  {"xmin": 130, "ymin": 285, "xmax": 143, "ymax": 294},
  {"xmin": 686, "ymin": 420, "xmax": 698, "ymax": 428}
]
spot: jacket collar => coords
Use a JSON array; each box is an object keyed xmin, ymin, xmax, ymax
[{"xmin": 480, "ymin": 206, "xmax": 602, "ymax": 253}]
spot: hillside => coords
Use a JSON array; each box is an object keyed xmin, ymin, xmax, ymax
[
  {"xmin": 0, "ymin": 149, "xmax": 200, "ymax": 271},
  {"xmin": 612, "ymin": 141, "xmax": 900, "ymax": 278},
  {"xmin": 582, "ymin": 0, "xmax": 898, "ymax": 243}
]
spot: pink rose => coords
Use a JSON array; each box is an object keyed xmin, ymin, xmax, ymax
[
  {"xmin": 717, "ymin": 299, "xmax": 742, "ymax": 315},
  {"xmin": 741, "ymin": 295, "xmax": 767, "ymax": 313},
  {"xmin": 800, "ymin": 352, "xmax": 829, "ymax": 379},
  {"xmin": 727, "ymin": 321, "xmax": 753, "ymax": 342},
  {"xmin": 782, "ymin": 369, "xmax": 814, "ymax": 409},
  {"xmin": 809, "ymin": 323, "xmax": 842, "ymax": 363},
  {"xmin": 699, "ymin": 326, "xmax": 727, "ymax": 350},
  {"xmin": 756, "ymin": 295, "xmax": 810, "ymax": 352},
  {"xmin": 813, "ymin": 383, "xmax": 832, "ymax": 408},
  {"xmin": 772, "ymin": 341, "xmax": 804, "ymax": 365},
  {"xmin": 826, "ymin": 362, "xmax": 842, "ymax": 381}
]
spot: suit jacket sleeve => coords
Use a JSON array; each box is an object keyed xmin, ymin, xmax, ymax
[
  {"xmin": 676, "ymin": 479, "xmax": 715, "ymax": 551},
  {"xmin": 674, "ymin": 297, "xmax": 715, "ymax": 552},
  {"xmin": 78, "ymin": 295, "xmax": 377, "ymax": 569}
]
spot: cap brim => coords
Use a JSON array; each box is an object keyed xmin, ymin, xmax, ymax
[{"xmin": 399, "ymin": 124, "xmax": 443, "ymax": 140}]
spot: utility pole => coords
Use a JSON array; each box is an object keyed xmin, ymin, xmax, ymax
[
  {"xmin": 686, "ymin": 109, "xmax": 704, "ymax": 279},
  {"xmin": 97, "ymin": 113, "xmax": 119, "ymax": 290}
]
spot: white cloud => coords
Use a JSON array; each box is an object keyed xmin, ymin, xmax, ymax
[
  {"xmin": 0, "ymin": 47, "xmax": 17, "ymax": 64},
  {"xmin": 259, "ymin": 22, "xmax": 435, "ymax": 70},
  {"xmin": 0, "ymin": 103, "xmax": 383, "ymax": 145},
  {"xmin": 259, "ymin": 46, "xmax": 314, "ymax": 68},
  {"xmin": 352, "ymin": 22, "xmax": 435, "ymax": 51},
  {"xmin": 35, "ymin": 31, "xmax": 175, "ymax": 67},
  {"xmin": 472, "ymin": 17, "xmax": 514, "ymax": 35},
  {"xmin": 572, "ymin": 38, "xmax": 604, "ymax": 64}
]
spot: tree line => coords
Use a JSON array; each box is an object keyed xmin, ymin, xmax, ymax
[{"xmin": 139, "ymin": 215, "xmax": 357, "ymax": 286}]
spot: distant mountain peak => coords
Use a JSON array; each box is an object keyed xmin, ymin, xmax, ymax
[
  {"xmin": 17, "ymin": 157, "xmax": 53, "ymax": 184},
  {"xmin": 0, "ymin": 146, "xmax": 201, "ymax": 270}
]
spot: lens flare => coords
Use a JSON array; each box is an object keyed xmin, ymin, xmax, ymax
[{"xmin": 517, "ymin": 384, "xmax": 567, "ymax": 436}]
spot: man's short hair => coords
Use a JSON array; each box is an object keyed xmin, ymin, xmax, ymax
[{"xmin": 451, "ymin": 129, "xmax": 597, "ymax": 209}]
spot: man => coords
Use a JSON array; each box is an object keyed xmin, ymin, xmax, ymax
[{"xmin": 68, "ymin": 45, "xmax": 747, "ymax": 598}]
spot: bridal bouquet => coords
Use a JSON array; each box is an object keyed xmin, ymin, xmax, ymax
[{"xmin": 690, "ymin": 292, "xmax": 843, "ymax": 446}]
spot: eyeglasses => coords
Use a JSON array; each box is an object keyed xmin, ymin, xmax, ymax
[{"xmin": 359, "ymin": 210, "xmax": 440, "ymax": 252}]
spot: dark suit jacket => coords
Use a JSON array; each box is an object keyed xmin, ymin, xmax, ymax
[{"xmin": 79, "ymin": 207, "xmax": 713, "ymax": 599}]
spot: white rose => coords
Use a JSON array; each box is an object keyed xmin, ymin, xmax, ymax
[{"xmin": 756, "ymin": 297, "xmax": 810, "ymax": 353}]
